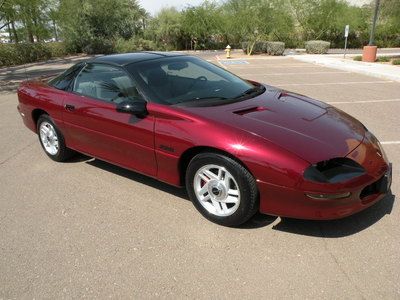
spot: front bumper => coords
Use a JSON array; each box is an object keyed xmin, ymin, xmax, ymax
[
  {"xmin": 258, "ymin": 164, "xmax": 391, "ymax": 220},
  {"xmin": 258, "ymin": 133, "xmax": 392, "ymax": 220}
]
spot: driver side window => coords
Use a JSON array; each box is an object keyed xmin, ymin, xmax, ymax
[{"xmin": 73, "ymin": 64, "xmax": 143, "ymax": 103}]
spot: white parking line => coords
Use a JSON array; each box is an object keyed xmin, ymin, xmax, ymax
[
  {"xmin": 381, "ymin": 141, "xmax": 400, "ymax": 145},
  {"xmin": 328, "ymin": 99, "xmax": 400, "ymax": 104},
  {"xmin": 215, "ymin": 55, "xmax": 228, "ymax": 69},
  {"xmin": 239, "ymin": 71, "xmax": 350, "ymax": 76},
  {"xmin": 275, "ymin": 81, "xmax": 393, "ymax": 87},
  {"xmin": 228, "ymin": 65, "xmax": 319, "ymax": 69}
]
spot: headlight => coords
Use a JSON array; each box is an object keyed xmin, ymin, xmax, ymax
[{"xmin": 303, "ymin": 157, "xmax": 365, "ymax": 184}]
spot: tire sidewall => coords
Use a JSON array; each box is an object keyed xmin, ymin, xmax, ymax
[
  {"xmin": 37, "ymin": 115, "xmax": 69, "ymax": 162},
  {"xmin": 186, "ymin": 153, "xmax": 258, "ymax": 226}
]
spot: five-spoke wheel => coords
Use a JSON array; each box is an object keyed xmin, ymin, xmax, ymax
[
  {"xmin": 194, "ymin": 164, "xmax": 240, "ymax": 217},
  {"xmin": 186, "ymin": 152, "xmax": 259, "ymax": 226},
  {"xmin": 39, "ymin": 121, "xmax": 59, "ymax": 156},
  {"xmin": 37, "ymin": 114, "xmax": 75, "ymax": 162}
]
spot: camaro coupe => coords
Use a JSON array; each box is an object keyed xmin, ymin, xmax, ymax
[{"xmin": 17, "ymin": 52, "xmax": 392, "ymax": 226}]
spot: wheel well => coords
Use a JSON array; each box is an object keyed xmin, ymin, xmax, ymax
[
  {"xmin": 32, "ymin": 109, "xmax": 48, "ymax": 128},
  {"xmin": 178, "ymin": 146, "xmax": 254, "ymax": 185}
]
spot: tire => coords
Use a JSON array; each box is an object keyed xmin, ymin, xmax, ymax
[
  {"xmin": 37, "ymin": 114, "xmax": 75, "ymax": 162},
  {"xmin": 185, "ymin": 152, "xmax": 259, "ymax": 226}
]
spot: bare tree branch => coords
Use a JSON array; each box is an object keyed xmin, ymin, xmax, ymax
[{"xmin": 0, "ymin": 22, "xmax": 10, "ymax": 30}]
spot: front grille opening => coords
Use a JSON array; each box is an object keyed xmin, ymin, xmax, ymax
[{"xmin": 360, "ymin": 175, "xmax": 385, "ymax": 199}]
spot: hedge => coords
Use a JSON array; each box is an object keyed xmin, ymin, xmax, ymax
[
  {"xmin": 266, "ymin": 41, "xmax": 285, "ymax": 55},
  {"xmin": 242, "ymin": 41, "xmax": 285, "ymax": 55},
  {"xmin": 0, "ymin": 42, "xmax": 70, "ymax": 67},
  {"xmin": 305, "ymin": 40, "xmax": 330, "ymax": 54}
]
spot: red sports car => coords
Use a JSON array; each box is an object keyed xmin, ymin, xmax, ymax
[{"xmin": 17, "ymin": 52, "xmax": 392, "ymax": 226}]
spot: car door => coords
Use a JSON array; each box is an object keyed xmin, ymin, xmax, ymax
[{"xmin": 62, "ymin": 63, "xmax": 157, "ymax": 177}]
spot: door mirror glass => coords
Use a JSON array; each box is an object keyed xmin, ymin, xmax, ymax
[{"xmin": 116, "ymin": 100, "xmax": 148, "ymax": 118}]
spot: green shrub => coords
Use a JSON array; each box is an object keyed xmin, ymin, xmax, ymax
[
  {"xmin": 83, "ymin": 37, "xmax": 115, "ymax": 54},
  {"xmin": 0, "ymin": 44, "xmax": 19, "ymax": 66},
  {"xmin": 132, "ymin": 38, "xmax": 158, "ymax": 51},
  {"xmin": 266, "ymin": 41, "xmax": 285, "ymax": 56},
  {"xmin": 115, "ymin": 38, "xmax": 158, "ymax": 53},
  {"xmin": 392, "ymin": 59, "xmax": 400, "ymax": 65},
  {"xmin": 241, "ymin": 41, "xmax": 267, "ymax": 55},
  {"xmin": 0, "ymin": 42, "xmax": 73, "ymax": 67},
  {"xmin": 376, "ymin": 56, "xmax": 390, "ymax": 62},
  {"xmin": 46, "ymin": 42, "xmax": 69, "ymax": 58},
  {"xmin": 16, "ymin": 43, "xmax": 52, "ymax": 63},
  {"xmin": 353, "ymin": 55, "xmax": 362, "ymax": 61},
  {"xmin": 305, "ymin": 40, "xmax": 330, "ymax": 54}
]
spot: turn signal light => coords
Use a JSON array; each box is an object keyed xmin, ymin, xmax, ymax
[{"xmin": 306, "ymin": 192, "xmax": 351, "ymax": 200}]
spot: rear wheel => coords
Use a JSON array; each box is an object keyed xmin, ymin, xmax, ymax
[
  {"xmin": 37, "ymin": 115, "xmax": 75, "ymax": 162},
  {"xmin": 186, "ymin": 153, "xmax": 259, "ymax": 226}
]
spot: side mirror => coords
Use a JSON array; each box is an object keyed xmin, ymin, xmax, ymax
[{"xmin": 116, "ymin": 100, "xmax": 148, "ymax": 118}]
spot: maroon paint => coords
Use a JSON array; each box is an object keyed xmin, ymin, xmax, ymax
[{"xmin": 17, "ymin": 80, "xmax": 390, "ymax": 220}]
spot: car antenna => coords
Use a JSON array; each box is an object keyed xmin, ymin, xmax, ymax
[{"xmin": 23, "ymin": 62, "xmax": 29, "ymax": 81}]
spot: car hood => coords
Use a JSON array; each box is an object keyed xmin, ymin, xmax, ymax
[{"xmin": 179, "ymin": 86, "xmax": 366, "ymax": 163}]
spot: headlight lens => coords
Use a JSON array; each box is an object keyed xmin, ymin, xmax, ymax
[{"xmin": 304, "ymin": 157, "xmax": 365, "ymax": 184}]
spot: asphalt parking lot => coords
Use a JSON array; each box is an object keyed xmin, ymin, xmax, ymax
[{"xmin": 1, "ymin": 54, "xmax": 399, "ymax": 299}]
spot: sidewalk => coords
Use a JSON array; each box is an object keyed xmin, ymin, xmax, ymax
[{"xmin": 290, "ymin": 54, "xmax": 400, "ymax": 82}]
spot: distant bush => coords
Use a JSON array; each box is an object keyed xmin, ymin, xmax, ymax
[
  {"xmin": 392, "ymin": 59, "xmax": 400, "ymax": 65},
  {"xmin": 0, "ymin": 44, "xmax": 19, "ymax": 66},
  {"xmin": 115, "ymin": 38, "xmax": 159, "ymax": 53},
  {"xmin": 241, "ymin": 41, "xmax": 263, "ymax": 55},
  {"xmin": 83, "ymin": 38, "xmax": 115, "ymax": 55},
  {"xmin": 0, "ymin": 43, "xmax": 58, "ymax": 67},
  {"xmin": 0, "ymin": 42, "xmax": 73, "ymax": 67},
  {"xmin": 353, "ymin": 55, "xmax": 362, "ymax": 61},
  {"xmin": 266, "ymin": 41, "xmax": 285, "ymax": 56},
  {"xmin": 376, "ymin": 56, "xmax": 391, "ymax": 62},
  {"xmin": 46, "ymin": 42, "xmax": 69, "ymax": 57},
  {"xmin": 305, "ymin": 40, "xmax": 330, "ymax": 54}
]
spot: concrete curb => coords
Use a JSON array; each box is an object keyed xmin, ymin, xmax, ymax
[{"xmin": 290, "ymin": 54, "xmax": 400, "ymax": 82}]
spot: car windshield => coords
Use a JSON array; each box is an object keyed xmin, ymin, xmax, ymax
[{"xmin": 126, "ymin": 56, "xmax": 265, "ymax": 106}]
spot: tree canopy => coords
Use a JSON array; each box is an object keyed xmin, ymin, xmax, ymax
[{"xmin": 0, "ymin": 0, "xmax": 399, "ymax": 53}]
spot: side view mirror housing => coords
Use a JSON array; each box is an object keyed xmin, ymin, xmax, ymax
[{"xmin": 116, "ymin": 100, "xmax": 148, "ymax": 118}]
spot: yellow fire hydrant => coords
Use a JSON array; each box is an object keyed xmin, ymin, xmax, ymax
[{"xmin": 225, "ymin": 45, "xmax": 231, "ymax": 59}]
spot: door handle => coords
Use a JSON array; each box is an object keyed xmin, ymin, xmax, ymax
[{"xmin": 64, "ymin": 104, "xmax": 75, "ymax": 111}]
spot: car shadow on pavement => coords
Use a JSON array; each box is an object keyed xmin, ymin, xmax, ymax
[
  {"xmin": 83, "ymin": 156, "xmax": 189, "ymax": 201},
  {"xmin": 270, "ymin": 193, "xmax": 395, "ymax": 238},
  {"xmin": 71, "ymin": 154, "xmax": 394, "ymax": 236}
]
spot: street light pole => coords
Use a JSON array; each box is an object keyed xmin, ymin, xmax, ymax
[{"xmin": 368, "ymin": 0, "xmax": 381, "ymax": 46}]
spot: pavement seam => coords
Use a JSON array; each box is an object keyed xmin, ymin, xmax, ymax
[
  {"xmin": 319, "ymin": 225, "xmax": 367, "ymax": 300},
  {"xmin": 0, "ymin": 141, "xmax": 37, "ymax": 166}
]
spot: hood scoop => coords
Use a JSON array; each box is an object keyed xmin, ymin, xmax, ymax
[{"xmin": 233, "ymin": 106, "xmax": 268, "ymax": 116}]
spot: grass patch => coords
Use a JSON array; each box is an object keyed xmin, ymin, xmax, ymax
[
  {"xmin": 392, "ymin": 59, "xmax": 400, "ymax": 65},
  {"xmin": 353, "ymin": 55, "xmax": 362, "ymax": 61},
  {"xmin": 376, "ymin": 56, "xmax": 391, "ymax": 62}
]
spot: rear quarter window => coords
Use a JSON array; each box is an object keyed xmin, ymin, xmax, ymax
[{"xmin": 49, "ymin": 62, "xmax": 85, "ymax": 91}]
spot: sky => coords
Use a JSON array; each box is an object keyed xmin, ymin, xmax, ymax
[
  {"xmin": 139, "ymin": 0, "xmax": 372, "ymax": 16},
  {"xmin": 139, "ymin": 0, "xmax": 204, "ymax": 15}
]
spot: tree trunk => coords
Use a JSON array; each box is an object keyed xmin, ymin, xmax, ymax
[
  {"xmin": 6, "ymin": 17, "xmax": 12, "ymax": 43},
  {"xmin": 33, "ymin": 17, "xmax": 40, "ymax": 42},
  {"xmin": 53, "ymin": 19, "xmax": 58, "ymax": 41},
  {"xmin": 11, "ymin": 20, "xmax": 18, "ymax": 43}
]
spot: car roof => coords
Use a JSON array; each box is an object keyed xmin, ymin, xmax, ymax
[{"xmin": 90, "ymin": 51, "xmax": 186, "ymax": 66}]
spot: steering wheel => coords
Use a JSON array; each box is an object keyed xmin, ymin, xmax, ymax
[{"xmin": 190, "ymin": 76, "xmax": 207, "ymax": 89}]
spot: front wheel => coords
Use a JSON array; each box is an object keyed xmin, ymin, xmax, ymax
[
  {"xmin": 37, "ymin": 114, "xmax": 75, "ymax": 162},
  {"xmin": 186, "ymin": 153, "xmax": 259, "ymax": 226}
]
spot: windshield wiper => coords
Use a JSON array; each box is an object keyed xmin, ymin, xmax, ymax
[{"xmin": 234, "ymin": 85, "xmax": 265, "ymax": 99}]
